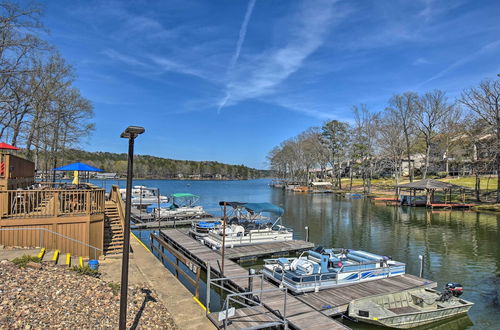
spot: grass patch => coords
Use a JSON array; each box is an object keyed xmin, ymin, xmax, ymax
[
  {"xmin": 12, "ymin": 255, "xmax": 41, "ymax": 267},
  {"xmin": 71, "ymin": 265, "xmax": 100, "ymax": 278},
  {"xmin": 108, "ymin": 282, "xmax": 120, "ymax": 295}
]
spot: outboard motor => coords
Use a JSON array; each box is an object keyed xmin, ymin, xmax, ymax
[
  {"xmin": 445, "ymin": 283, "xmax": 464, "ymax": 297},
  {"xmin": 438, "ymin": 282, "xmax": 464, "ymax": 302}
]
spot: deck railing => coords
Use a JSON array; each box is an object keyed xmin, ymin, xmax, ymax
[
  {"xmin": 109, "ymin": 185, "xmax": 125, "ymax": 228},
  {"xmin": 0, "ymin": 188, "xmax": 105, "ymax": 219}
]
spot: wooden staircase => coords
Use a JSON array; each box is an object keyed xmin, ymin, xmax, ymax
[{"xmin": 104, "ymin": 201, "xmax": 124, "ymax": 255}]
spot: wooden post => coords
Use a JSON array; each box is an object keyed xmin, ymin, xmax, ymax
[
  {"xmin": 221, "ymin": 202, "xmax": 226, "ymax": 275},
  {"xmin": 86, "ymin": 191, "xmax": 91, "ymax": 214},
  {"xmin": 195, "ymin": 267, "xmax": 200, "ymax": 299},
  {"xmin": 206, "ymin": 261, "xmax": 211, "ymax": 316},
  {"xmin": 53, "ymin": 191, "xmax": 60, "ymax": 217}
]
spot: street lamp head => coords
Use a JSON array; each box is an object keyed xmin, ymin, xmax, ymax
[{"xmin": 120, "ymin": 126, "xmax": 145, "ymax": 139}]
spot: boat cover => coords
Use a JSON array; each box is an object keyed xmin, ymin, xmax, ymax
[
  {"xmin": 218, "ymin": 201, "xmax": 284, "ymax": 216},
  {"xmin": 172, "ymin": 193, "xmax": 198, "ymax": 198},
  {"xmin": 243, "ymin": 203, "xmax": 284, "ymax": 216}
]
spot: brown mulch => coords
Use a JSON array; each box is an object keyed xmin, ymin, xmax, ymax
[{"xmin": 0, "ymin": 260, "xmax": 177, "ymax": 329}]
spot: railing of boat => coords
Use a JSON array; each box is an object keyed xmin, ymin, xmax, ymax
[{"xmin": 267, "ymin": 262, "xmax": 406, "ymax": 292}]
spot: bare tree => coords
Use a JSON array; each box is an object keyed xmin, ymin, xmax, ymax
[
  {"xmin": 352, "ymin": 105, "xmax": 379, "ymax": 193},
  {"xmin": 386, "ymin": 92, "xmax": 418, "ymax": 181},
  {"xmin": 414, "ymin": 90, "xmax": 452, "ymax": 179},
  {"xmin": 460, "ymin": 78, "xmax": 500, "ymax": 202},
  {"xmin": 378, "ymin": 110, "xmax": 406, "ymax": 184}
]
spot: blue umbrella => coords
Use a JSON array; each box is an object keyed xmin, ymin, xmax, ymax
[
  {"xmin": 53, "ymin": 162, "xmax": 103, "ymax": 184},
  {"xmin": 53, "ymin": 162, "xmax": 103, "ymax": 172}
]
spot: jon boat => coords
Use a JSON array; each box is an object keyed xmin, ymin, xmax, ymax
[
  {"xmin": 262, "ymin": 247, "xmax": 406, "ymax": 293},
  {"xmin": 199, "ymin": 202, "xmax": 293, "ymax": 248},
  {"xmin": 348, "ymin": 283, "xmax": 474, "ymax": 329}
]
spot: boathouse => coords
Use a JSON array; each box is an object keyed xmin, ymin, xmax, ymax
[{"xmin": 396, "ymin": 179, "xmax": 472, "ymax": 208}]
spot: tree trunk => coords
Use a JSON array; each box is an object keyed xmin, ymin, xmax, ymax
[
  {"xmin": 349, "ymin": 166, "xmax": 353, "ymax": 191},
  {"xmin": 475, "ymin": 171, "xmax": 481, "ymax": 202},
  {"xmin": 423, "ymin": 142, "xmax": 430, "ymax": 179},
  {"xmin": 496, "ymin": 119, "xmax": 500, "ymax": 203}
]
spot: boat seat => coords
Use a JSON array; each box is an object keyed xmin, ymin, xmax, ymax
[{"xmin": 355, "ymin": 301, "xmax": 397, "ymax": 318}]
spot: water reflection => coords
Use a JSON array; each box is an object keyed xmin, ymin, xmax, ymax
[{"xmin": 271, "ymin": 190, "xmax": 500, "ymax": 329}]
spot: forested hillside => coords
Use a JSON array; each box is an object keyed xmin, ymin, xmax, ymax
[{"xmin": 61, "ymin": 149, "xmax": 269, "ymax": 180}]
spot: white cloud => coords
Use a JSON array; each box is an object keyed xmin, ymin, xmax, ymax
[
  {"xmin": 101, "ymin": 49, "xmax": 147, "ymax": 67},
  {"xmin": 218, "ymin": 0, "xmax": 338, "ymax": 111},
  {"xmin": 413, "ymin": 57, "xmax": 431, "ymax": 65},
  {"xmin": 419, "ymin": 39, "xmax": 500, "ymax": 86}
]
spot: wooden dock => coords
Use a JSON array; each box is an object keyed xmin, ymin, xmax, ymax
[
  {"xmin": 131, "ymin": 217, "xmax": 215, "ymax": 229},
  {"xmin": 295, "ymin": 274, "xmax": 436, "ymax": 316},
  {"xmin": 207, "ymin": 306, "xmax": 285, "ymax": 329},
  {"xmin": 160, "ymin": 229, "xmax": 348, "ymax": 330},
  {"xmin": 131, "ymin": 207, "xmax": 213, "ymax": 222},
  {"xmin": 159, "ymin": 229, "xmax": 437, "ymax": 330},
  {"xmin": 225, "ymin": 240, "xmax": 314, "ymax": 260}
]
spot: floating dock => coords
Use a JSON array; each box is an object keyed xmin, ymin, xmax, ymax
[
  {"xmin": 131, "ymin": 217, "xmax": 215, "ymax": 229},
  {"xmin": 224, "ymin": 240, "xmax": 314, "ymax": 260},
  {"xmin": 131, "ymin": 206, "xmax": 212, "ymax": 222},
  {"xmin": 158, "ymin": 229, "xmax": 436, "ymax": 330},
  {"xmin": 160, "ymin": 229, "xmax": 347, "ymax": 329}
]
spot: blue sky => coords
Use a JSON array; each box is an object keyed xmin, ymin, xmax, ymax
[{"xmin": 41, "ymin": 0, "xmax": 500, "ymax": 169}]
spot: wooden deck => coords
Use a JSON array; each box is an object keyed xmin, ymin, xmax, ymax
[
  {"xmin": 160, "ymin": 229, "xmax": 348, "ymax": 330},
  {"xmin": 428, "ymin": 203, "xmax": 475, "ymax": 209},
  {"xmin": 224, "ymin": 240, "xmax": 314, "ymax": 260}
]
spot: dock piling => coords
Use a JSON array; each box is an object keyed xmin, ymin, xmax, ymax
[
  {"xmin": 419, "ymin": 255, "xmax": 424, "ymax": 277},
  {"xmin": 305, "ymin": 226, "xmax": 309, "ymax": 242},
  {"xmin": 206, "ymin": 261, "xmax": 211, "ymax": 316}
]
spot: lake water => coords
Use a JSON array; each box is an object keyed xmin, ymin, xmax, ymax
[{"xmin": 100, "ymin": 178, "xmax": 499, "ymax": 329}]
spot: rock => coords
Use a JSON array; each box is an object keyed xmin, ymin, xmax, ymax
[
  {"xmin": 0, "ymin": 262, "xmax": 177, "ymax": 329},
  {"xmin": 25, "ymin": 262, "xmax": 41, "ymax": 270}
]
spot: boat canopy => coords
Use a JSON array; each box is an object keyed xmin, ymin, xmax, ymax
[
  {"xmin": 219, "ymin": 201, "xmax": 284, "ymax": 216},
  {"xmin": 172, "ymin": 193, "xmax": 198, "ymax": 198}
]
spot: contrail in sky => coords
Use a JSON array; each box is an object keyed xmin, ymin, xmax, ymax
[
  {"xmin": 229, "ymin": 0, "xmax": 256, "ymax": 71},
  {"xmin": 218, "ymin": 0, "xmax": 256, "ymax": 113}
]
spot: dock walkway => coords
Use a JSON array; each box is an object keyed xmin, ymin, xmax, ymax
[
  {"xmin": 225, "ymin": 240, "xmax": 314, "ymax": 260},
  {"xmin": 160, "ymin": 229, "xmax": 347, "ymax": 330}
]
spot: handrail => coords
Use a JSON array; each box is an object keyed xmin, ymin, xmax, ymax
[
  {"xmin": 0, "ymin": 227, "xmax": 102, "ymax": 259},
  {"xmin": 110, "ymin": 185, "xmax": 125, "ymax": 229},
  {"xmin": 208, "ymin": 272, "xmax": 289, "ymax": 329}
]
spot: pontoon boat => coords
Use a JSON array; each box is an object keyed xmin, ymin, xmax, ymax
[{"xmin": 262, "ymin": 247, "xmax": 406, "ymax": 293}]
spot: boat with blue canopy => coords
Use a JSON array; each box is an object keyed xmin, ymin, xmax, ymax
[
  {"xmin": 156, "ymin": 193, "xmax": 208, "ymax": 219},
  {"xmin": 262, "ymin": 247, "xmax": 406, "ymax": 293},
  {"xmin": 196, "ymin": 201, "xmax": 293, "ymax": 248}
]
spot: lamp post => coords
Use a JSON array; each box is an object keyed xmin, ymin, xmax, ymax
[{"xmin": 119, "ymin": 126, "xmax": 145, "ymax": 330}]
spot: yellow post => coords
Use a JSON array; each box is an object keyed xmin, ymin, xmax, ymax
[
  {"xmin": 79, "ymin": 256, "xmax": 84, "ymax": 267},
  {"xmin": 37, "ymin": 248, "xmax": 46, "ymax": 260},
  {"xmin": 66, "ymin": 253, "xmax": 71, "ymax": 267},
  {"xmin": 52, "ymin": 250, "xmax": 60, "ymax": 263}
]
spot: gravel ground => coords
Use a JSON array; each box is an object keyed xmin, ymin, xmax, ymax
[{"xmin": 0, "ymin": 260, "xmax": 177, "ymax": 329}]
